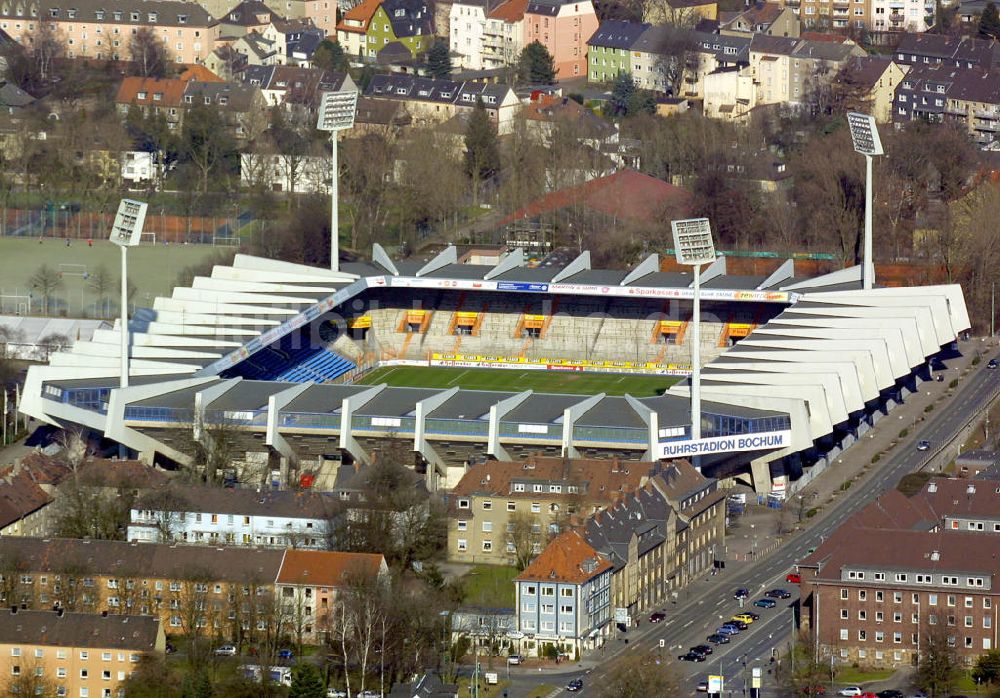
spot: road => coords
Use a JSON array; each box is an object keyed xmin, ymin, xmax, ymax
[{"xmin": 504, "ymin": 351, "xmax": 1000, "ymax": 698}]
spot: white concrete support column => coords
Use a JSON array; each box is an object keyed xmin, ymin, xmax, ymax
[
  {"xmin": 414, "ymin": 386, "xmax": 460, "ymax": 490},
  {"xmin": 624, "ymin": 394, "xmax": 657, "ymax": 461},
  {"xmin": 560, "ymin": 393, "xmax": 606, "ymax": 459},
  {"xmin": 487, "ymin": 390, "xmax": 533, "ymax": 461},
  {"xmin": 193, "ymin": 378, "xmax": 242, "ymax": 444},
  {"xmin": 265, "ymin": 383, "xmax": 312, "ymax": 464},
  {"xmin": 338, "ymin": 384, "xmax": 387, "ymax": 465},
  {"xmin": 750, "ymin": 457, "xmax": 774, "ymax": 495}
]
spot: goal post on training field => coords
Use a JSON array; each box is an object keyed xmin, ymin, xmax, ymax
[{"xmin": 58, "ymin": 264, "xmax": 88, "ymax": 278}]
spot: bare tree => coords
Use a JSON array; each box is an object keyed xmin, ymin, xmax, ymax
[
  {"xmin": 129, "ymin": 26, "xmax": 173, "ymax": 78},
  {"xmin": 29, "ymin": 264, "xmax": 65, "ymax": 315},
  {"xmin": 4, "ymin": 657, "xmax": 55, "ymax": 697},
  {"xmin": 87, "ymin": 265, "xmax": 115, "ymax": 318},
  {"xmin": 507, "ymin": 511, "xmax": 543, "ymax": 571},
  {"xmin": 26, "ymin": 20, "xmax": 64, "ymax": 83}
]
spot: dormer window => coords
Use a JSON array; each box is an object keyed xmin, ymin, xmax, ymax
[
  {"xmin": 95, "ymin": 9, "xmax": 104, "ymax": 19},
  {"xmin": 48, "ymin": 7, "xmax": 58, "ymax": 17},
  {"xmin": 178, "ymin": 13, "xmax": 187, "ymax": 22},
  {"xmin": 67, "ymin": 8, "xmax": 76, "ymax": 18},
  {"xmin": 219, "ymin": 96, "xmax": 228, "ymax": 105},
  {"xmin": 184, "ymin": 95, "xmax": 193, "ymax": 103},
  {"xmin": 130, "ymin": 11, "xmax": 138, "ymax": 21},
  {"xmin": 152, "ymin": 92, "xmax": 162, "ymax": 101},
  {"xmin": 137, "ymin": 91, "xmax": 147, "ymax": 99},
  {"xmin": 395, "ymin": 87, "xmax": 406, "ymax": 94},
  {"xmin": 112, "ymin": 10, "xmax": 121, "ymax": 20},
  {"xmin": 148, "ymin": 12, "xmax": 156, "ymax": 21},
  {"xmin": 394, "ymin": 8, "xmax": 404, "ymax": 16},
  {"xmin": 204, "ymin": 96, "xmax": 211, "ymax": 104}
]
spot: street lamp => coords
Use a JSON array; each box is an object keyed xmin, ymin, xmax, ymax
[
  {"xmin": 671, "ymin": 218, "xmax": 717, "ymax": 445},
  {"xmin": 846, "ymin": 112, "xmax": 884, "ymax": 291},
  {"xmin": 316, "ymin": 88, "xmax": 359, "ymax": 272},
  {"xmin": 109, "ymin": 198, "xmax": 148, "ymax": 389}
]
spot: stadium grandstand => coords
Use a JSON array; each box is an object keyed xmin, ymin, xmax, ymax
[{"xmin": 20, "ymin": 245, "xmax": 970, "ymax": 495}]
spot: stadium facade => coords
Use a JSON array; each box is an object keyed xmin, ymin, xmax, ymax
[{"xmin": 20, "ymin": 246, "xmax": 970, "ymax": 494}]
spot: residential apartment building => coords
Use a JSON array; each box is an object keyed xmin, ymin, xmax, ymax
[
  {"xmin": 0, "ymin": 0, "xmax": 217, "ymax": 63},
  {"xmin": 481, "ymin": 0, "xmax": 527, "ymax": 68},
  {"xmin": 0, "ymin": 610, "xmax": 164, "ymax": 698},
  {"xmin": 799, "ymin": 478, "xmax": 1000, "ymax": 668},
  {"xmin": 523, "ymin": 0, "xmax": 598, "ymax": 80},
  {"xmin": 893, "ymin": 32, "xmax": 1000, "ymax": 70},
  {"xmin": 446, "ymin": 456, "xmax": 654, "ymax": 566},
  {"xmin": 364, "ymin": 73, "xmax": 519, "ymax": 133},
  {"xmin": 365, "ymin": 0, "xmax": 435, "ymax": 60},
  {"xmin": 0, "ymin": 537, "xmax": 385, "ymax": 644},
  {"xmin": 747, "ymin": 33, "xmax": 864, "ymax": 107},
  {"xmin": 260, "ymin": 19, "xmax": 324, "ymax": 65},
  {"xmin": 114, "ymin": 76, "xmax": 188, "ymax": 129},
  {"xmin": 835, "ymin": 55, "xmax": 909, "ymax": 122},
  {"xmin": 586, "ymin": 19, "xmax": 649, "ymax": 84},
  {"xmin": 675, "ymin": 30, "xmax": 751, "ymax": 99},
  {"xmin": 720, "ymin": 2, "xmax": 800, "ymax": 37},
  {"xmin": 893, "ymin": 63, "xmax": 1000, "ymax": 148},
  {"xmin": 0, "ymin": 453, "xmax": 73, "ymax": 537},
  {"xmin": 450, "ymin": 0, "xmax": 488, "ymax": 69},
  {"xmin": 336, "ymin": 0, "xmax": 381, "ymax": 57},
  {"xmin": 128, "ymin": 484, "xmax": 339, "ymax": 548},
  {"xmin": 515, "ymin": 530, "xmax": 612, "ymax": 657}
]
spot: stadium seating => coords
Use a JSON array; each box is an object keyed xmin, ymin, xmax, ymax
[{"xmin": 223, "ymin": 332, "xmax": 356, "ymax": 384}]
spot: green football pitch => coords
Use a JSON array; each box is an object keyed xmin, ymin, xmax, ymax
[
  {"xmin": 0, "ymin": 238, "xmax": 226, "ymax": 318},
  {"xmin": 358, "ymin": 365, "xmax": 680, "ymax": 397}
]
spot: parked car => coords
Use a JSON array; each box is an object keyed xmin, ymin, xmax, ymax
[
  {"xmin": 706, "ymin": 633, "xmax": 731, "ymax": 644},
  {"xmin": 358, "ymin": 691, "xmax": 380, "ymax": 698},
  {"xmin": 566, "ymin": 679, "xmax": 584, "ymax": 692},
  {"xmin": 690, "ymin": 644, "xmax": 713, "ymax": 656},
  {"xmin": 875, "ymin": 690, "xmax": 903, "ymax": 698},
  {"xmin": 917, "ymin": 440, "xmax": 930, "ymax": 451},
  {"xmin": 507, "ymin": 654, "xmax": 523, "ymax": 665},
  {"xmin": 753, "ymin": 598, "xmax": 777, "ymax": 608},
  {"xmin": 277, "ymin": 649, "xmax": 294, "ymax": 661},
  {"xmin": 649, "ymin": 612, "xmax": 666, "ymax": 623},
  {"xmin": 786, "ymin": 572, "xmax": 802, "ymax": 584},
  {"xmin": 837, "ymin": 688, "xmax": 863, "ymax": 697},
  {"xmin": 731, "ymin": 614, "xmax": 755, "ymax": 625},
  {"xmin": 678, "ymin": 652, "xmax": 707, "ymax": 662},
  {"xmin": 716, "ymin": 625, "xmax": 740, "ymax": 636},
  {"xmin": 987, "ymin": 358, "xmax": 997, "ymax": 369},
  {"xmin": 733, "ymin": 587, "xmax": 750, "ymax": 599},
  {"xmin": 766, "ymin": 588, "xmax": 792, "ymax": 599},
  {"xmin": 697, "ymin": 680, "xmax": 709, "ymax": 692},
  {"xmin": 214, "ymin": 644, "xmax": 237, "ymax": 657},
  {"xmin": 326, "ymin": 690, "xmax": 347, "ymax": 698}
]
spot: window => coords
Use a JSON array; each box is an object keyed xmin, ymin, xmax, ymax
[
  {"xmin": 482, "ymin": 541, "xmax": 492, "ymax": 551},
  {"xmin": 859, "ymin": 590, "xmax": 867, "ymax": 601},
  {"xmin": 840, "ymin": 629, "xmax": 849, "ymax": 640},
  {"xmin": 561, "ymin": 588, "xmax": 573, "ymax": 597},
  {"xmin": 876, "ymin": 612, "xmax": 884, "ymax": 622},
  {"xmin": 841, "ymin": 589, "xmax": 849, "ymax": 600},
  {"xmin": 457, "ymin": 520, "xmax": 467, "ymax": 531},
  {"xmin": 458, "ymin": 499, "xmax": 470, "ymax": 509},
  {"xmin": 841, "ymin": 609, "xmax": 849, "ymax": 620},
  {"xmin": 482, "ymin": 521, "xmax": 492, "ymax": 533},
  {"xmin": 482, "ymin": 500, "xmax": 492, "ymax": 510},
  {"xmin": 858, "ymin": 610, "xmax": 867, "ymax": 621},
  {"xmin": 457, "ymin": 539, "xmax": 467, "ymax": 551},
  {"xmin": 507, "ymin": 501, "xmax": 516, "ymax": 512},
  {"xmin": 531, "ymin": 503, "xmax": 541, "ymax": 514}
]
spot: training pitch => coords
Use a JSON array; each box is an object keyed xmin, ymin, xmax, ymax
[
  {"xmin": 358, "ymin": 366, "xmax": 680, "ymax": 397},
  {"xmin": 0, "ymin": 238, "xmax": 227, "ymax": 318}
]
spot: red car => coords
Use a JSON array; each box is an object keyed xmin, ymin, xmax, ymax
[{"xmin": 786, "ymin": 572, "xmax": 802, "ymax": 584}]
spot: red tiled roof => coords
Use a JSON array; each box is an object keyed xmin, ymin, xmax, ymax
[
  {"xmin": 517, "ymin": 530, "xmax": 611, "ymax": 584},
  {"xmin": 178, "ymin": 64, "xmax": 225, "ymax": 82},
  {"xmin": 499, "ymin": 169, "xmax": 692, "ymax": 227},
  {"xmin": 115, "ymin": 76, "xmax": 188, "ymax": 108},
  {"xmin": 488, "ymin": 0, "xmax": 529, "ymax": 22},
  {"xmin": 276, "ymin": 549, "xmax": 385, "ymax": 587},
  {"xmin": 337, "ymin": 0, "xmax": 381, "ymax": 32}
]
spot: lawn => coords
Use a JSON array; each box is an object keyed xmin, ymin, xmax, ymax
[
  {"xmin": 461, "ymin": 565, "xmax": 518, "ymax": 609},
  {"xmin": 359, "ymin": 366, "xmax": 679, "ymax": 397},
  {"xmin": 834, "ymin": 667, "xmax": 896, "ymax": 684},
  {"xmin": 0, "ymin": 237, "xmax": 225, "ymax": 318}
]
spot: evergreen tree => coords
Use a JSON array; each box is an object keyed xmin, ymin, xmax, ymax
[
  {"xmin": 980, "ymin": 1, "xmax": 1000, "ymax": 38},
  {"xmin": 313, "ymin": 39, "xmax": 349, "ymax": 73},
  {"xmin": 181, "ymin": 669, "xmax": 213, "ymax": 698},
  {"xmin": 464, "ymin": 99, "xmax": 500, "ymax": 206},
  {"xmin": 518, "ymin": 41, "xmax": 557, "ymax": 84},
  {"xmin": 609, "ymin": 73, "xmax": 657, "ymax": 118},
  {"xmin": 288, "ymin": 663, "xmax": 325, "ymax": 698},
  {"xmin": 427, "ymin": 39, "xmax": 453, "ymax": 79}
]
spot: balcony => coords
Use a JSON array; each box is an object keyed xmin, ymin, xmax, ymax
[
  {"xmin": 975, "ymin": 108, "xmax": 1000, "ymax": 119},
  {"xmin": 975, "ymin": 121, "xmax": 999, "ymax": 132}
]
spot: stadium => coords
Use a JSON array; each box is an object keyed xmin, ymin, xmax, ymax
[{"xmin": 20, "ymin": 245, "xmax": 970, "ymax": 495}]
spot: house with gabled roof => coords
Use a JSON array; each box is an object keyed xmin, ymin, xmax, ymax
[
  {"xmin": 216, "ymin": 0, "xmax": 283, "ymax": 38},
  {"xmin": 364, "ymin": 73, "xmax": 519, "ymax": 132},
  {"xmin": 515, "ymin": 529, "xmax": 613, "ymax": 656},
  {"xmin": 363, "ymin": 0, "xmax": 435, "ymax": 61},
  {"xmin": 337, "ymin": 0, "xmax": 382, "ymax": 58},
  {"xmin": 261, "ymin": 18, "xmax": 324, "ymax": 66},
  {"xmin": 586, "ymin": 20, "xmax": 650, "ymax": 84},
  {"xmin": 231, "ymin": 30, "xmax": 281, "ymax": 66}
]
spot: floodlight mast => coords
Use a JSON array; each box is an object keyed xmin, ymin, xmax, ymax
[
  {"xmin": 847, "ymin": 112, "xmax": 884, "ymax": 291},
  {"xmin": 671, "ymin": 218, "xmax": 717, "ymax": 447},
  {"xmin": 317, "ymin": 89, "xmax": 359, "ymax": 273},
  {"xmin": 109, "ymin": 199, "xmax": 148, "ymax": 389}
]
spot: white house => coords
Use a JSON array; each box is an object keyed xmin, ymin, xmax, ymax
[
  {"xmin": 450, "ymin": 0, "xmax": 488, "ymax": 70},
  {"xmin": 121, "ymin": 151, "xmax": 161, "ymax": 185},
  {"xmin": 128, "ymin": 485, "xmax": 336, "ymax": 549},
  {"xmin": 240, "ymin": 152, "xmax": 330, "ymax": 193}
]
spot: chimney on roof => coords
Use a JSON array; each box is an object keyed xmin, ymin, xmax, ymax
[
  {"xmin": 967, "ymin": 484, "xmax": 976, "ymax": 496},
  {"xmin": 930, "ymin": 550, "xmax": 940, "ymax": 561},
  {"xmin": 928, "ymin": 482, "xmax": 938, "ymax": 493}
]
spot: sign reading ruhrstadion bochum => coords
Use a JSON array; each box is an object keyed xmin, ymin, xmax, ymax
[{"xmin": 658, "ymin": 430, "xmax": 793, "ymax": 459}]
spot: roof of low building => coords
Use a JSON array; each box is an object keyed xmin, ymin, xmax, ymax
[
  {"xmin": 0, "ymin": 472, "xmax": 52, "ymax": 529},
  {"xmin": 337, "ymin": 0, "xmax": 382, "ymax": 32},
  {"xmin": 587, "ymin": 20, "xmax": 650, "ymax": 49},
  {"xmin": 136, "ymin": 483, "xmax": 338, "ymax": 519},
  {"xmin": 276, "ymin": 549, "xmax": 385, "ymax": 587},
  {"xmin": 516, "ymin": 529, "xmax": 612, "ymax": 584},
  {"xmin": 220, "ymin": 0, "xmax": 281, "ymax": 25},
  {"xmin": 0, "ymin": 610, "xmax": 161, "ymax": 651},
  {"xmin": 486, "ymin": 0, "xmax": 529, "ymax": 22},
  {"xmin": 178, "ymin": 64, "xmax": 225, "ymax": 82},
  {"xmin": 12, "ymin": 0, "xmax": 214, "ymax": 26},
  {"xmin": 114, "ymin": 76, "xmax": 188, "ymax": 107},
  {"xmin": 498, "ymin": 169, "xmax": 692, "ymax": 227}
]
